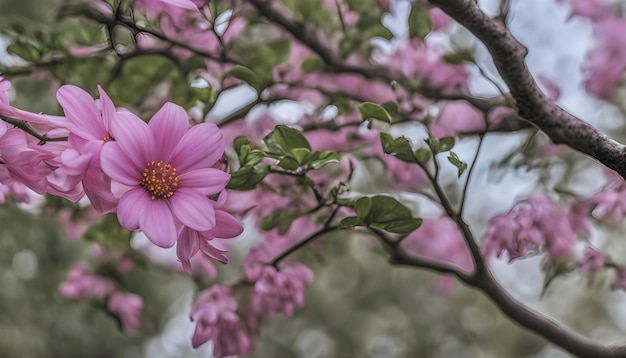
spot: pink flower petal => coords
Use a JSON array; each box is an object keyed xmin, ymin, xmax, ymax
[
  {"xmin": 140, "ymin": 199, "xmax": 178, "ymax": 248},
  {"xmin": 117, "ymin": 187, "xmax": 150, "ymax": 230},
  {"xmin": 97, "ymin": 85, "xmax": 115, "ymax": 134},
  {"xmin": 170, "ymin": 123, "xmax": 224, "ymax": 172},
  {"xmin": 178, "ymin": 168, "xmax": 230, "ymax": 195},
  {"xmin": 57, "ymin": 85, "xmax": 107, "ymax": 140},
  {"xmin": 110, "ymin": 111, "xmax": 155, "ymax": 169},
  {"xmin": 169, "ymin": 188, "xmax": 216, "ymax": 231},
  {"xmin": 208, "ymin": 210, "xmax": 243, "ymax": 238},
  {"xmin": 101, "ymin": 142, "xmax": 142, "ymax": 185},
  {"xmin": 148, "ymin": 102, "xmax": 189, "ymax": 160},
  {"xmin": 177, "ymin": 228, "xmax": 200, "ymax": 274}
]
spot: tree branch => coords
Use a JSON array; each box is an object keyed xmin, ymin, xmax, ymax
[{"xmin": 428, "ymin": 0, "xmax": 626, "ymax": 179}]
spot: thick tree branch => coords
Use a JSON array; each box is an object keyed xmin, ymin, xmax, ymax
[{"xmin": 429, "ymin": 0, "xmax": 626, "ymax": 179}]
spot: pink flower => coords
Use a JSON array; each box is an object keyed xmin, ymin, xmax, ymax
[
  {"xmin": 577, "ymin": 248, "xmax": 606, "ymax": 274},
  {"xmin": 57, "ymin": 85, "xmax": 120, "ymax": 213},
  {"xmin": 190, "ymin": 285, "xmax": 254, "ymax": 357},
  {"xmin": 560, "ymin": 0, "xmax": 614, "ymax": 21},
  {"xmin": 590, "ymin": 187, "xmax": 626, "ymax": 223},
  {"xmin": 246, "ymin": 263, "xmax": 314, "ymax": 319},
  {"xmin": 611, "ymin": 268, "xmax": 626, "ymax": 291},
  {"xmin": 482, "ymin": 196, "xmax": 578, "ymax": 261},
  {"xmin": 582, "ymin": 17, "xmax": 626, "ymax": 99},
  {"xmin": 403, "ymin": 217, "xmax": 474, "ymax": 272},
  {"xmin": 59, "ymin": 266, "xmax": 117, "ymax": 300},
  {"xmin": 177, "ymin": 192, "xmax": 243, "ymax": 274},
  {"xmin": 101, "ymin": 102, "xmax": 230, "ymax": 248},
  {"xmin": 430, "ymin": 101, "xmax": 484, "ymax": 137},
  {"xmin": 107, "ymin": 291, "xmax": 143, "ymax": 332}
]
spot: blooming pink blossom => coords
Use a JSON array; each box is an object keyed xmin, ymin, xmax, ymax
[
  {"xmin": 107, "ymin": 291, "xmax": 143, "ymax": 332},
  {"xmin": 560, "ymin": 0, "xmax": 614, "ymax": 21},
  {"xmin": 590, "ymin": 187, "xmax": 626, "ymax": 223},
  {"xmin": 177, "ymin": 192, "xmax": 243, "ymax": 274},
  {"xmin": 101, "ymin": 102, "xmax": 230, "ymax": 248},
  {"xmin": 59, "ymin": 266, "xmax": 117, "ymax": 300},
  {"xmin": 430, "ymin": 101, "xmax": 485, "ymax": 137},
  {"xmin": 577, "ymin": 248, "xmax": 606, "ymax": 273},
  {"xmin": 57, "ymin": 85, "xmax": 120, "ymax": 213},
  {"xmin": 190, "ymin": 285, "xmax": 253, "ymax": 357},
  {"xmin": 482, "ymin": 196, "xmax": 580, "ymax": 261}
]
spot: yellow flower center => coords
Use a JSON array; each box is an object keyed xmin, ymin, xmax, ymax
[{"xmin": 140, "ymin": 160, "xmax": 179, "ymax": 200}]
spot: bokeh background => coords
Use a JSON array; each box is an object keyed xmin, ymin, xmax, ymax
[{"xmin": 2, "ymin": 0, "xmax": 626, "ymax": 357}]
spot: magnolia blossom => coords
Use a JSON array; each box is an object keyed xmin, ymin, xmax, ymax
[
  {"xmin": 101, "ymin": 102, "xmax": 230, "ymax": 248},
  {"xmin": 482, "ymin": 196, "xmax": 581, "ymax": 261},
  {"xmin": 59, "ymin": 266, "xmax": 117, "ymax": 300},
  {"xmin": 190, "ymin": 285, "xmax": 253, "ymax": 357},
  {"xmin": 577, "ymin": 248, "xmax": 606, "ymax": 274},
  {"xmin": 107, "ymin": 291, "xmax": 143, "ymax": 332},
  {"xmin": 57, "ymin": 85, "xmax": 120, "ymax": 213}
]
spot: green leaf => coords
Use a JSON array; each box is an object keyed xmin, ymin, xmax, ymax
[
  {"xmin": 228, "ymin": 65, "xmax": 262, "ymax": 93},
  {"xmin": 226, "ymin": 165, "xmax": 270, "ymax": 191},
  {"xmin": 7, "ymin": 41, "xmax": 41, "ymax": 62},
  {"xmin": 260, "ymin": 211, "xmax": 305, "ymax": 235},
  {"xmin": 425, "ymin": 136, "xmax": 455, "ymax": 154},
  {"xmin": 338, "ymin": 216, "xmax": 363, "ymax": 229},
  {"xmin": 301, "ymin": 55, "xmax": 325, "ymax": 73},
  {"xmin": 263, "ymin": 125, "xmax": 311, "ymax": 154},
  {"xmin": 380, "ymin": 133, "xmax": 418, "ymax": 163},
  {"xmin": 277, "ymin": 156, "xmax": 301, "ymax": 171},
  {"xmin": 447, "ymin": 151, "xmax": 468, "ymax": 178},
  {"xmin": 408, "ymin": 4, "xmax": 432, "ymax": 38},
  {"xmin": 353, "ymin": 196, "xmax": 422, "ymax": 234},
  {"xmin": 358, "ymin": 102, "xmax": 392, "ymax": 123},
  {"xmin": 83, "ymin": 214, "xmax": 131, "ymax": 250},
  {"xmin": 439, "ymin": 137, "xmax": 455, "ymax": 152},
  {"xmin": 540, "ymin": 259, "xmax": 574, "ymax": 298},
  {"xmin": 443, "ymin": 50, "xmax": 475, "ymax": 65},
  {"xmin": 249, "ymin": 38, "xmax": 291, "ymax": 74},
  {"xmin": 305, "ymin": 150, "xmax": 340, "ymax": 170},
  {"xmin": 414, "ymin": 148, "xmax": 431, "ymax": 164}
]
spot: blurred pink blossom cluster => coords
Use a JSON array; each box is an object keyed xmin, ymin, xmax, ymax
[
  {"xmin": 482, "ymin": 195, "xmax": 589, "ymax": 261},
  {"xmin": 561, "ymin": 0, "xmax": 626, "ymax": 99},
  {"xmin": 60, "ymin": 266, "xmax": 143, "ymax": 331}
]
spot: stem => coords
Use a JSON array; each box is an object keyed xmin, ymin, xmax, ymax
[
  {"xmin": 270, "ymin": 225, "xmax": 339, "ymax": 267},
  {"xmin": 1, "ymin": 115, "xmax": 68, "ymax": 144}
]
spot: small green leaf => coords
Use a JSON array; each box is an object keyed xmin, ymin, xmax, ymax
[
  {"xmin": 352, "ymin": 196, "xmax": 423, "ymax": 234},
  {"xmin": 540, "ymin": 259, "xmax": 574, "ymax": 298},
  {"xmin": 228, "ymin": 65, "xmax": 262, "ymax": 93},
  {"xmin": 260, "ymin": 211, "xmax": 304, "ymax": 235},
  {"xmin": 249, "ymin": 39, "xmax": 291, "ymax": 74},
  {"xmin": 447, "ymin": 151, "xmax": 468, "ymax": 178},
  {"xmin": 358, "ymin": 102, "xmax": 392, "ymax": 123},
  {"xmin": 408, "ymin": 4, "xmax": 432, "ymax": 39},
  {"xmin": 7, "ymin": 41, "xmax": 41, "ymax": 62},
  {"xmin": 277, "ymin": 156, "xmax": 301, "ymax": 170},
  {"xmin": 301, "ymin": 55, "xmax": 325, "ymax": 73},
  {"xmin": 263, "ymin": 125, "xmax": 311, "ymax": 154},
  {"xmin": 305, "ymin": 150, "xmax": 340, "ymax": 170},
  {"xmin": 439, "ymin": 137, "xmax": 455, "ymax": 152},
  {"xmin": 226, "ymin": 165, "xmax": 270, "ymax": 190},
  {"xmin": 443, "ymin": 50, "xmax": 475, "ymax": 65},
  {"xmin": 339, "ymin": 216, "xmax": 363, "ymax": 229},
  {"xmin": 380, "ymin": 133, "xmax": 418, "ymax": 163},
  {"xmin": 414, "ymin": 148, "xmax": 431, "ymax": 164}
]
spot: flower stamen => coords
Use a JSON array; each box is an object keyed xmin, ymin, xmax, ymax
[{"xmin": 140, "ymin": 160, "xmax": 179, "ymax": 200}]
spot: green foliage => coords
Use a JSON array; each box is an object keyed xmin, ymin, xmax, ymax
[
  {"xmin": 248, "ymin": 38, "xmax": 291, "ymax": 74},
  {"xmin": 425, "ymin": 136, "xmax": 455, "ymax": 154},
  {"xmin": 541, "ymin": 259, "xmax": 575, "ymax": 298},
  {"xmin": 340, "ymin": 196, "xmax": 422, "ymax": 234},
  {"xmin": 380, "ymin": 133, "xmax": 431, "ymax": 164},
  {"xmin": 358, "ymin": 102, "xmax": 392, "ymax": 123},
  {"xmin": 260, "ymin": 210, "xmax": 306, "ymax": 235},
  {"xmin": 408, "ymin": 4, "xmax": 432, "ymax": 38},
  {"xmin": 447, "ymin": 151, "xmax": 468, "ymax": 178},
  {"xmin": 300, "ymin": 55, "xmax": 325, "ymax": 73},
  {"xmin": 228, "ymin": 65, "xmax": 262, "ymax": 93},
  {"xmin": 83, "ymin": 213, "xmax": 131, "ymax": 250}
]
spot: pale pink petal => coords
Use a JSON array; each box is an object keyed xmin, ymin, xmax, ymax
[
  {"xmin": 169, "ymin": 188, "xmax": 216, "ymax": 231},
  {"xmin": 170, "ymin": 123, "xmax": 224, "ymax": 172},
  {"xmin": 177, "ymin": 228, "xmax": 200, "ymax": 274},
  {"xmin": 101, "ymin": 142, "xmax": 142, "ymax": 185},
  {"xmin": 110, "ymin": 112, "xmax": 155, "ymax": 169},
  {"xmin": 98, "ymin": 85, "xmax": 116, "ymax": 134},
  {"xmin": 57, "ymin": 85, "xmax": 107, "ymax": 140},
  {"xmin": 148, "ymin": 102, "xmax": 189, "ymax": 160},
  {"xmin": 140, "ymin": 199, "xmax": 178, "ymax": 248},
  {"xmin": 208, "ymin": 210, "xmax": 243, "ymax": 238},
  {"xmin": 118, "ymin": 187, "xmax": 150, "ymax": 230},
  {"xmin": 178, "ymin": 168, "xmax": 229, "ymax": 195}
]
